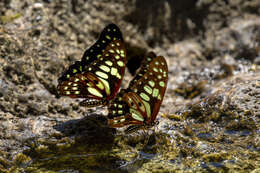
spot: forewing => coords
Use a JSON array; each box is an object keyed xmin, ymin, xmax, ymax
[
  {"xmin": 57, "ymin": 40, "xmax": 126, "ymax": 101},
  {"xmin": 58, "ymin": 23, "xmax": 123, "ymax": 83},
  {"xmin": 128, "ymin": 52, "xmax": 157, "ymax": 88},
  {"xmin": 81, "ymin": 23, "xmax": 123, "ymax": 66}
]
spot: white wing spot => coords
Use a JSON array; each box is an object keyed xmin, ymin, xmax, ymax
[
  {"xmin": 109, "ymin": 49, "xmax": 115, "ymax": 53},
  {"xmin": 111, "ymin": 67, "xmax": 118, "ymax": 76},
  {"xmin": 72, "ymin": 87, "xmax": 78, "ymax": 90},
  {"xmin": 105, "ymin": 61, "xmax": 113, "ymax": 66},
  {"xmin": 117, "ymin": 61, "xmax": 124, "ymax": 67},
  {"xmin": 96, "ymin": 71, "xmax": 109, "ymax": 79},
  {"xmin": 115, "ymin": 55, "xmax": 120, "ymax": 59},
  {"xmin": 88, "ymin": 87, "xmax": 103, "ymax": 98},
  {"xmin": 159, "ymin": 81, "xmax": 165, "ymax": 87},
  {"xmin": 99, "ymin": 65, "xmax": 110, "ymax": 72},
  {"xmin": 153, "ymin": 68, "xmax": 158, "ymax": 72},
  {"xmin": 140, "ymin": 92, "xmax": 150, "ymax": 101}
]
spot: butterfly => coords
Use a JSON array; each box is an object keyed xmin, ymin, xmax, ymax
[
  {"xmin": 107, "ymin": 52, "xmax": 168, "ymax": 133},
  {"xmin": 57, "ymin": 24, "xmax": 126, "ymax": 107}
]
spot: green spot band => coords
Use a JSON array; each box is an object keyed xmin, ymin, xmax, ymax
[
  {"xmin": 130, "ymin": 108, "xmax": 144, "ymax": 122},
  {"xmin": 97, "ymin": 77, "xmax": 110, "ymax": 95},
  {"xmin": 72, "ymin": 87, "xmax": 78, "ymax": 90},
  {"xmin": 105, "ymin": 61, "xmax": 113, "ymax": 66},
  {"xmin": 111, "ymin": 67, "xmax": 118, "ymax": 76},
  {"xmin": 109, "ymin": 49, "xmax": 115, "ymax": 53},
  {"xmin": 153, "ymin": 67, "xmax": 158, "ymax": 72},
  {"xmin": 140, "ymin": 92, "xmax": 150, "ymax": 102},
  {"xmin": 158, "ymin": 94, "xmax": 161, "ymax": 100},
  {"xmin": 99, "ymin": 65, "xmax": 110, "ymax": 72},
  {"xmin": 116, "ymin": 73, "xmax": 121, "ymax": 79},
  {"xmin": 96, "ymin": 71, "xmax": 108, "ymax": 79},
  {"xmin": 152, "ymin": 88, "xmax": 159, "ymax": 98},
  {"xmin": 96, "ymin": 82, "xmax": 104, "ymax": 90},
  {"xmin": 144, "ymin": 85, "xmax": 153, "ymax": 95},
  {"xmin": 148, "ymin": 81, "xmax": 155, "ymax": 87},
  {"xmin": 143, "ymin": 100, "xmax": 151, "ymax": 118},
  {"xmin": 88, "ymin": 87, "xmax": 102, "ymax": 98},
  {"xmin": 159, "ymin": 81, "xmax": 165, "ymax": 87},
  {"xmin": 117, "ymin": 61, "xmax": 124, "ymax": 67}
]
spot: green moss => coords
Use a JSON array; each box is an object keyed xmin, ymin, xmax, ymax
[
  {"xmin": 0, "ymin": 13, "xmax": 21, "ymax": 24},
  {"xmin": 202, "ymin": 152, "xmax": 230, "ymax": 162}
]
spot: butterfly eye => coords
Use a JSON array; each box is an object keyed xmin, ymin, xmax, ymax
[
  {"xmin": 138, "ymin": 102, "xmax": 142, "ymax": 107},
  {"xmin": 94, "ymin": 80, "xmax": 99, "ymax": 84}
]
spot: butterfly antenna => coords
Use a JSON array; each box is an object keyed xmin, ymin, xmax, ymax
[{"xmin": 29, "ymin": 48, "xmax": 60, "ymax": 97}]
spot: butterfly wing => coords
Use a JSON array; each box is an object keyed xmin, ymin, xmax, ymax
[
  {"xmin": 81, "ymin": 23, "xmax": 123, "ymax": 66},
  {"xmin": 108, "ymin": 52, "xmax": 168, "ymax": 130},
  {"xmin": 57, "ymin": 39, "xmax": 126, "ymax": 106},
  {"xmin": 58, "ymin": 23, "xmax": 123, "ymax": 83}
]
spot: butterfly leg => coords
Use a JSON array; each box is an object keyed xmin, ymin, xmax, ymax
[{"xmin": 79, "ymin": 99, "xmax": 107, "ymax": 107}]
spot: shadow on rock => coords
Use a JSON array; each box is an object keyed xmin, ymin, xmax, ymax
[{"xmin": 22, "ymin": 114, "xmax": 126, "ymax": 172}]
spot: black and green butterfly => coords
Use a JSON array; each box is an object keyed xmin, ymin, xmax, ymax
[
  {"xmin": 57, "ymin": 24, "xmax": 126, "ymax": 107},
  {"xmin": 107, "ymin": 52, "xmax": 168, "ymax": 133}
]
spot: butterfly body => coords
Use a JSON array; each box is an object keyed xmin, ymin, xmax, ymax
[
  {"xmin": 108, "ymin": 52, "xmax": 168, "ymax": 133},
  {"xmin": 57, "ymin": 24, "xmax": 126, "ymax": 107}
]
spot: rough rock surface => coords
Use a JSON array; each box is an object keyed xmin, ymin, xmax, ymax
[{"xmin": 0, "ymin": 0, "xmax": 260, "ymax": 172}]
